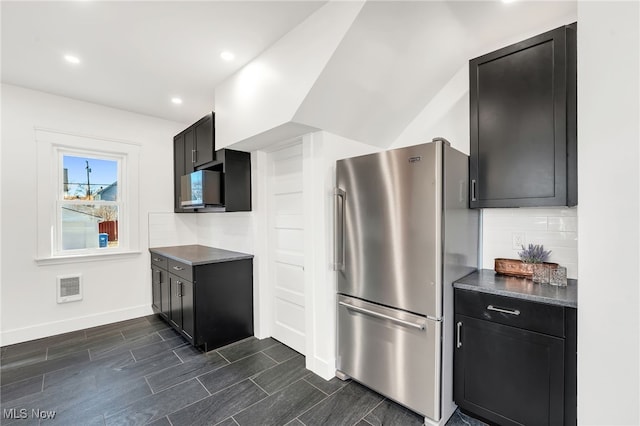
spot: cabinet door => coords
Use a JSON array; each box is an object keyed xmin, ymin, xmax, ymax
[
  {"xmin": 173, "ymin": 133, "xmax": 185, "ymax": 212},
  {"xmin": 194, "ymin": 113, "xmax": 214, "ymax": 166},
  {"xmin": 160, "ymin": 271, "xmax": 170, "ymax": 318},
  {"xmin": 151, "ymin": 266, "xmax": 162, "ymax": 313},
  {"xmin": 454, "ymin": 314, "xmax": 565, "ymax": 426},
  {"xmin": 181, "ymin": 280, "xmax": 194, "ymax": 340},
  {"xmin": 469, "ymin": 25, "xmax": 575, "ymax": 208},
  {"xmin": 184, "ymin": 129, "xmax": 195, "ymax": 174},
  {"xmin": 169, "ymin": 274, "xmax": 183, "ymax": 330}
]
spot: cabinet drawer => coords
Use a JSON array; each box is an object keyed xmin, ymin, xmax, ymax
[
  {"xmin": 167, "ymin": 259, "xmax": 193, "ymax": 282},
  {"xmin": 150, "ymin": 254, "xmax": 168, "ymax": 270},
  {"xmin": 455, "ymin": 289, "xmax": 564, "ymax": 338}
]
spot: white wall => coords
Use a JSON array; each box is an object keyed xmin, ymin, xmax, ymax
[
  {"xmin": 577, "ymin": 2, "xmax": 639, "ymax": 424},
  {"xmin": 391, "ymin": 64, "xmax": 470, "ymax": 155},
  {"xmin": 0, "ymin": 84, "xmax": 186, "ymax": 345}
]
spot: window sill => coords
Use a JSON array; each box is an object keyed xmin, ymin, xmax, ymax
[{"xmin": 35, "ymin": 250, "xmax": 141, "ymax": 266}]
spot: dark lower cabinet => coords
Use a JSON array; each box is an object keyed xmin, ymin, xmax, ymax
[
  {"xmin": 454, "ymin": 289, "xmax": 576, "ymax": 426},
  {"xmin": 150, "ymin": 252, "xmax": 254, "ymax": 351},
  {"xmin": 151, "ymin": 259, "xmax": 170, "ymax": 319},
  {"xmin": 151, "ymin": 265, "xmax": 162, "ymax": 313},
  {"xmin": 169, "ymin": 273, "xmax": 194, "ymax": 341}
]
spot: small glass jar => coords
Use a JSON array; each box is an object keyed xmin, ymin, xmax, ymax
[
  {"xmin": 532, "ymin": 263, "xmax": 550, "ymax": 284},
  {"xmin": 550, "ymin": 266, "xmax": 568, "ymax": 287}
]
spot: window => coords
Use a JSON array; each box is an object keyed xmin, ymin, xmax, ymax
[
  {"xmin": 59, "ymin": 153, "xmax": 121, "ymax": 251},
  {"xmin": 36, "ymin": 129, "xmax": 140, "ymax": 262}
]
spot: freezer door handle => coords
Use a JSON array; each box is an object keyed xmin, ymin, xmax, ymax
[
  {"xmin": 333, "ymin": 188, "xmax": 346, "ymax": 271},
  {"xmin": 338, "ymin": 301, "xmax": 426, "ymax": 330},
  {"xmin": 456, "ymin": 321, "xmax": 463, "ymax": 348}
]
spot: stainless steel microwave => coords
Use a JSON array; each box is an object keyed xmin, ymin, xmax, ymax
[{"xmin": 180, "ymin": 170, "xmax": 221, "ymax": 208}]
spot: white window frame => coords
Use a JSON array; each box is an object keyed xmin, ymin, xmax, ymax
[{"xmin": 36, "ymin": 129, "xmax": 140, "ymax": 264}]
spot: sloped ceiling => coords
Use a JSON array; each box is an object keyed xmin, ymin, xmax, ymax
[
  {"xmin": 219, "ymin": 0, "xmax": 577, "ymax": 150},
  {"xmin": 293, "ymin": 1, "xmax": 470, "ymax": 148},
  {"xmin": 293, "ymin": 1, "xmax": 578, "ymax": 148}
]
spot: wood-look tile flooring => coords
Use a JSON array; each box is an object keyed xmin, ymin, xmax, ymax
[{"xmin": 0, "ymin": 316, "xmax": 486, "ymax": 425}]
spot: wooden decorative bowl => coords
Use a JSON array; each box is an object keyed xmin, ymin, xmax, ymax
[{"xmin": 494, "ymin": 258, "xmax": 558, "ymax": 278}]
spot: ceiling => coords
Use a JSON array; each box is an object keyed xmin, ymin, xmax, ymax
[
  {"xmin": 2, "ymin": 1, "xmax": 576, "ymax": 134},
  {"xmin": 1, "ymin": 1, "xmax": 326, "ymax": 125}
]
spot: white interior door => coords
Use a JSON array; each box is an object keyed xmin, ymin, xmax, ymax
[{"xmin": 267, "ymin": 142, "xmax": 306, "ymax": 354}]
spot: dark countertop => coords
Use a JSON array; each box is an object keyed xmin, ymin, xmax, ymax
[
  {"xmin": 454, "ymin": 269, "xmax": 577, "ymax": 308},
  {"xmin": 149, "ymin": 244, "xmax": 253, "ymax": 266}
]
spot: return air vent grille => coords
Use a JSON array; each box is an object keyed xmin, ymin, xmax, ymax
[{"xmin": 57, "ymin": 274, "xmax": 82, "ymax": 303}]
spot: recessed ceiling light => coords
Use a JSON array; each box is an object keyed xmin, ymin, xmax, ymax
[
  {"xmin": 502, "ymin": 0, "xmax": 517, "ymax": 3},
  {"xmin": 220, "ymin": 51, "xmax": 235, "ymax": 61},
  {"xmin": 171, "ymin": 97, "xmax": 183, "ymax": 105},
  {"xmin": 64, "ymin": 54, "xmax": 80, "ymax": 64}
]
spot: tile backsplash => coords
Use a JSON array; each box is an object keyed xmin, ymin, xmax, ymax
[
  {"xmin": 148, "ymin": 212, "xmax": 197, "ymax": 248},
  {"xmin": 148, "ymin": 212, "xmax": 253, "ymax": 254},
  {"xmin": 482, "ymin": 208, "xmax": 578, "ymax": 279}
]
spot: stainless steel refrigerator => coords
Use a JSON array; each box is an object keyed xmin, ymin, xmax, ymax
[{"xmin": 335, "ymin": 139, "xmax": 478, "ymax": 424}]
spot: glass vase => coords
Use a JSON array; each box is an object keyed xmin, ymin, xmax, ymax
[
  {"xmin": 550, "ymin": 266, "xmax": 568, "ymax": 287},
  {"xmin": 532, "ymin": 263, "xmax": 550, "ymax": 284}
]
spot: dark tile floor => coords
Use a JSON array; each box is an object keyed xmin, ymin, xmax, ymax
[{"xmin": 0, "ymin": 316, "xmax": 487, "ymax": 426}]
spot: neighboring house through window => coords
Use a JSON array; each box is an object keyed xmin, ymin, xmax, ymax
[{"xmin": 36, "ymin": 129, "xmax": 140, "ymax": 261}]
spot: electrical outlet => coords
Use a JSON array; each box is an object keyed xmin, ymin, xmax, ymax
[{"xmin": 512, "ymin": 232, "xmax": 526, "ymax": 250}]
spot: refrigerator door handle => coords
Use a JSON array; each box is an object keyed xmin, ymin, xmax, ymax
[
  {"xmin": 333, "ymin": 188, "xmax": 346, "ymax": 271},
  {"xmin": 338, "ymin": 301, "xmax": 426, "ymax": 331}
]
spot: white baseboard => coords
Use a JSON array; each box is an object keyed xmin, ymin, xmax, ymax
[
  {"xmin": 0, "ymin": 305, "xmax": 153, "ymax": 346},
  {"xmin": 306, "ymin": 354, "xmax": 336, "ymax": 380}
]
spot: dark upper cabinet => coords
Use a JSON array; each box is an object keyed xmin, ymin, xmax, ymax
[
  {"xmin": 207, "ymin": 149, "xmax": 252, "ymax": 212},
  {"xmin": 469, "ymin": 23, "xmax": 577, "ymax": 208},
  {"xmin": 173, "ymin": 129, "xmax": 195, "ymax": 212},
  {"xmin": 173, "ymin": 112, "xmax": 251, "ymax": 212},
  {"xmin": 194, "ymin": 113, "xmax": 215, "ymax": 166}
]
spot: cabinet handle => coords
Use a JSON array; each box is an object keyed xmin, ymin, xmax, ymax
[
  {"xmin": 192, "ymin": 149, "xmax": 196, "ymax": 163},
  {"xmin": 172, "ymin": 265, "xmax": 184, "ymax": 271},
  {"xmin": 471, "ymin": 179, "xmax": 477, "ymax": 202},
  {"xmin": 456, "ymin": 321, "xmax": 463, "ymax": 348},
  {"xmin": 487, "ymin": 305, "xmax": 521, "ymax": 316},
  {"xmin": 152, "ymin": 257, "xmax": 162, "ymax": 262},
  {"xmin": 176, "ymin": 281, "xmax": 182, "ymax": 297}
]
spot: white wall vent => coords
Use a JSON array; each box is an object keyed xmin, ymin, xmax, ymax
[{"xmin": 57, "ymin": 274, "xmax": 83, "ymax": 303}]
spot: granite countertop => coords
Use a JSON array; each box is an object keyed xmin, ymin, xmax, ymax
[
  {"xmin": 149, "ymin": 244, "xmax": 253, "ymax": 266},
  {"xmin": 454, "ymin": 269, "xmax": 577, "ymax": 308}
]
